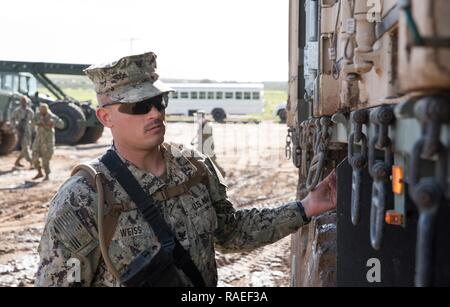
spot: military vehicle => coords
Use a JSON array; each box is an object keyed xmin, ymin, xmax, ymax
[
  {"xmin": 0, "ymin": 88, "xmax": 20, "ymax": 155},
  {"xmin": 286, "ymin": 0, "xmax": 450, "ymax": 286},
  {"xmin": 0, "ymin": 61, "xmax": 103, "ymax": 155}
]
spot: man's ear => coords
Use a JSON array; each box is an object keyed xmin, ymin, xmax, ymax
[{"xmin": 96, "ymin": 108, "xmax": 113, "ymax": 128}]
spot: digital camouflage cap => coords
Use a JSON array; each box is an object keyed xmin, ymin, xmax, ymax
[{"xmin": 84, "ymin": 51, "xmax": 174, "ymax": 105}]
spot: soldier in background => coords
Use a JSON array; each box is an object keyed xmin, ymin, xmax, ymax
[
  {"xmin": 31, "ymin": 104, "xmax": 64, "ymax": 181},
  {"xmin": 11, "ymin": 96, "xmax": 34, "ymax": 168},
  {"xmin": 191, "ymin": 110, "xmax": 226, "ymax": 177}
]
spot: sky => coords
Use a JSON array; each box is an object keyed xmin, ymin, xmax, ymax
[{"xmin": 0, "ymin": 0, "xmax": 289, "ymax": 82}]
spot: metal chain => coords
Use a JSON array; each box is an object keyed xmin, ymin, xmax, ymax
[
  {"xmin": 368, "ymin": 106, "xmax": 395, "ymax": 251},
  {"xmin": 306, "ymin": 117, "xmax": 332, "ymax": 192},
  {"xmin": 300, "ymin": 120, "xmax": 314, "ymax": 177},
  {"xmin": 348, "ymin": 109, "xmax": 369, "ymax": 226},
  {"xmin": 292, "ymin": 127, "xmax": 302, "ymax": 169},
  {"xmin": 285, "ymin": 128, "xmax": 292, "ymax": 160}
]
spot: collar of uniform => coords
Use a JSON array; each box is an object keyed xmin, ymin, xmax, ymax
[
  {"xmin": 109, "ymin": 145, "xmax": 167, "ymax": 197},
  {"xmin": 101, "ymin": 143, "xmax": 198, "ymax": 204},
  {"xmin": 160, "ymin": 142, "xmax": 197, "ymax": 186}
]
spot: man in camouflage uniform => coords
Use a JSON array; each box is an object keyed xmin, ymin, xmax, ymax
[
  {"xmin": 35, "ymin": 52, "xmax": 337, "ymax": 287},
  {"xmin": 11, "ymin": 96, "xmax": 34, "ymax": 168},
  {"xmin": 31, "ymin": 104, "xmax": 64, "ymax": 181},
  {"xmin": 191, "ymin": 110, "xmax": 226, "ymax": 177}
]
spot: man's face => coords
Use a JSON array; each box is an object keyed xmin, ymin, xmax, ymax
[
  {"xmin": 39, "ymin": 105, "xmax": 48, "ymax": 116},
  {"xmin": 20, "ymin": 98, "xmax": 27, "ymax": 108},
  {"xmin": 97, "ymin": 96, "xmax": 167, "ymax": 151}
]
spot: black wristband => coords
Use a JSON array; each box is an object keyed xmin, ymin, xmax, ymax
[{"xmin": 296, "ymin": 200, "xmax": 311, "ymax": 224}]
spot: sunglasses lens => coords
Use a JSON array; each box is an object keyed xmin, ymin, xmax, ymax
[
  {"xmin": 149, "ymin": 94, "xmax": 169, "ymax": 111},
  {"xmin": 117, "ymin": 94, "xmax": 168, "ymax": 115},
  {"xmin": 131, "ymin": 101, "xmax": 153, "ymax": 114}
]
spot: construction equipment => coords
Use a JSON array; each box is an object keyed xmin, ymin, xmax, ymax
[
  {"xmin": 0, "ymin": 60, "xmax": 103, "ymax": 155},
  {"xmin": 287, "ymin": 0, "xmax": 450, "ymax": 287}
]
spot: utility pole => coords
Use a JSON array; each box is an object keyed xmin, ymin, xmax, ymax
[{"xmin": 129, "ymin": 37, "xmax": 139, "ymax": 54}]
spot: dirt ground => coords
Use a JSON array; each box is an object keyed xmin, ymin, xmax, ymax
[{"xmin": 0, "ymin": 121, "xmax": 298, "ymax": 287}]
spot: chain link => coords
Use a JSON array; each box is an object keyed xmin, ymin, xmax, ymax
[
  {"xmin": 348, "ymin": 109, "xmax": 369, "ymax": 226},
  {"xmin": 305, "ymin": 117, "xmax": 332, "ymax": 192},
  {"xmin": 285, "ymin": 128, "xmax": 292, "ymax": 160},
  {"xmin": 368, "ymin": 106, "xmax": 395, "ymax": 250},
  {"xmin": 300, "ymin": 120, "xmax": 313, "ymax": 177}
]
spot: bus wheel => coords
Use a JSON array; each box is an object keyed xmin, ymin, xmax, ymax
[{"xmin": 212, "ymin": 108, "xmax": 226, "ymax": 123}]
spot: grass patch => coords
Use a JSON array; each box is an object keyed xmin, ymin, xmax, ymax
[
  {"xmin": 38, "ymin": 87, "xmax": 98, "ymax": 106},
  {"xmin": 64, "ymin": 88, "xmax": 98, "ymax": 104},
  {"xmin": 248, "ymin": 90, "xmax": 287, "ymax": 122}
]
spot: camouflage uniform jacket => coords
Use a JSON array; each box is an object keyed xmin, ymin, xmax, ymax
[
  {"xmin": 35, "ymin": 142, "xmax": 306, "ymax": 287},
  {"xmin": 32, "ymin": 112, "xmax": 64, "ymax": 155},
  {"xmin": 11, "ymin": 106, "xmax": 34, "ymax": 140}
]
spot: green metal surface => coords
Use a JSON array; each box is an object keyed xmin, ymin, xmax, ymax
[{"xmin": 0, "ymin": 60, "xmax": 89, "ymax": 76}]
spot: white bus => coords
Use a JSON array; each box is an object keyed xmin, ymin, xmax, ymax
[{"xmin": 165, "ymin": 83, "xmax": 264, "ymax": 122}]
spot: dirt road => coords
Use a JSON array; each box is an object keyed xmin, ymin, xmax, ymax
[{"xmin": 0, "ymin": 121, "xmax": 297, "ymax": 287}]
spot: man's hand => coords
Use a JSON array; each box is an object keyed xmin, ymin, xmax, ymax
[
  {"xmin": 46, "ymin": 122, "xmax": 55, "ymax": 128},
  {"xmin": 38, "ymin": 118, "xmax": 54, "ymax": 128},
  {"xmin": 302, "ymin": 170, "xmax": 337, "ymax": 218}
]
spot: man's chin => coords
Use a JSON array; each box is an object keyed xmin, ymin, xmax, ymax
[{"xmin": 140, "ymin": 135, "xmax": 165, "ymax": 150}]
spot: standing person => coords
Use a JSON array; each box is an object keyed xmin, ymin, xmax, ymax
[
  {"xmin": 35, "ymin": 52, "xmax": 336, "ymax": 287},
  {"xmin": 191, "ymin": 110, "xmax": 226, "ymax": 177},
  {"xmin": 31, "ymin": 104, "xmax": 64, "ymax": 181},
  {"xmin": 11, "ymin": 96, "xmax": 34, "ymax": 168}
]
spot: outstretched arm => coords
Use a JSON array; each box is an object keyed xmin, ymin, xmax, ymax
[{"xmin": 203, "ymin": 157, "xmax": 337, "ymax": 253}]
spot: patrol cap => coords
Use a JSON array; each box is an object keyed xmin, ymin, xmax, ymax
[{"xmin": 84, "ymin": 51, "xmax": 174, "ymax": 105}]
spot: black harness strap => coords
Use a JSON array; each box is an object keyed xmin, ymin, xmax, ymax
[{"xmin": 100, "ymin": 149, "xmax": 205, "ymax": 287}]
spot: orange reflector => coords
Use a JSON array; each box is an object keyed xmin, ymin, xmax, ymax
[
  {"xmin": 392, "ymin": 165, "xmax": 404, "ymax": 195},
  {"xmin": 385, "ymin": 210, "xmax": 404, "ymax": 226}
]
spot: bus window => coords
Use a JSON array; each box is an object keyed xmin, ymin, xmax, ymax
[
  {"xmin": 171, "ymin": 92, "xmax": 178, "ymax": 99},
  {"xmin": 165, "ymin": 83, "xmax": 264, "ymax": 117}
]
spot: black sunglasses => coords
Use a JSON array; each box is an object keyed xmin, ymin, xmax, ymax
[{"xmin": 104, "ymin": 94, "xmax": 169, "ymax": 115}]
